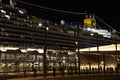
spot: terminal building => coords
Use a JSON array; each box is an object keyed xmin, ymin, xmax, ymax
[{"xmin": 0, "ymin": 0, "xmax": 120, "ymax": 76}]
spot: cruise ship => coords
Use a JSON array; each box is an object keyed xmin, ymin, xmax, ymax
[{"xmin": 0, "ymin": 0, "xmax": 120, "ymax": 78}]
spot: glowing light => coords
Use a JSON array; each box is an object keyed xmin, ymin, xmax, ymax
[
  {"xmin": 1, "ymin": 64, "xmax": 6, "ymax": 67},
  {"xmin": 5, "ymin": 15, "xmax": 10, "ymax": 19},
  {"xmin": 21, "ymin": 49, "xmax": 27, "ymax": 53},
  {"xmin": 0, "ymin": 47, "xmax": 19, "ymax": 52},
  {"xmin": 85, "ymin": 28, "xmax": 111, "ymax": 38},
  {"xmin": 0, "ymin": 10, "xmax": 6, "ymax": 14},
  {"xmin": 68, "ymin": 52, "xmax": 74, "ymax": 55},
  {"xmin": 76, "ymin": 49, "xmax": 78, "ymax": 52},
  {"xmin": 101, "ymin": 61, "xmax": 104, "ymax": 64},
  {"xmin": 91, "ymin": 33, "xmax": 94, "ymax": 36},
  {"xmin": 38, "ymin": 23, "xmax": 42, "ymax": 27},
  {"xmin": 60, "ymin": 20, "xmax": 65, "ymax": 25},
  {"xmin": 5, "ymin": 47, "xmax": 19, "ymax": 50},
  {"xmin": 19, "ymin": 10, "xmax": 24, "ymax": 14},
  {"xmin": 63, "ymin": 61, "xmax": 65, "ymax": 63},
  {"xmin": 75, "ymin": 41, "xmax": 78, "ymax": 44},
  {"xmin": 37, "ymin": 49, "xmax": 44, "ymax": 53},
  {"xmin": 27, "ymin": 48, "xmax": 36, "ymax": 51},
  {"xmin": 46, "ymin": 27, "xmax": 49, "ymax": 31},
  {"xmin": 1, "ymin": 48, "xmax": 7, "ymax": 52}
]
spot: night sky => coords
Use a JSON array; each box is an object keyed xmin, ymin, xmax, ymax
[{"xmin": 4, "ymin": 0, "xmax": 120, "ymax": 31}]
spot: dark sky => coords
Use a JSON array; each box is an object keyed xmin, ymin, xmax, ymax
[{"xmin": 4, "ymin": 0, "xmax": 120, "ymax": 31}]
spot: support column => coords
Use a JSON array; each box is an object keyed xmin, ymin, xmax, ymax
[
  {"xmin": 98, "ymin": 61, "xmax": 100, "ymax": 74},
  {"xmin": 115, "ymin": 35, "xmax": 117, "ymax": 51},
  {"xmin": 74, "ymin": 54, "xmax": 77, "ymax": 73},
  {"xmin": 88, "ymin": 62, "xmax": 91, "ymax": 74},
  {"xmin": 43, "ymin": 26, "xmax": 48, "ymax": 78},
  {"xmin": 78, "ymin": 48, "xmax": 80, "ymax": 75},
  {"xmin": 77, "ymin": 25, "xmax": 80, "ymax": 75},
  {"xmin": 97, "ymin": 33, "xmax": 99, "ymax": 52},
  {"xmin": 43, "ymin": 47, "xmax": 47, "ymax": 76},
  {"xmin": 103, "ymin": 53, "xmax": 106, "ymax": 74}
]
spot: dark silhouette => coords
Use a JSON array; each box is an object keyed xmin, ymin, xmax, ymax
[
  {"xmin": 60, "ymin": 66, "xmax": 65, "ymax": 76},
  {"xmin": 24, "ymin": 68, "xmax": 26, "ymax": 78},
  {"xmin": 53, "ymin": 67, "xmax": 56, "ymax": 77},
  {"xmin": 33, "ymin": 68, "xmax": 37, "ymax": 78}
]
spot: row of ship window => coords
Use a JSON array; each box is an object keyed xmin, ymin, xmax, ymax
[
  {"xmin": 0, "ymin": 53, "xmax": 43, "ymax": 61},
  {"xmin": 0, "ymin": 15, "xmax": 63, "ymax": 32},
  {"xmin": 0, "ymin": 14, "xmax": 39, "ymax": 24},
  {"xmin": 0, "ymin": 52, "xmax": 76, "ymax": 61}
]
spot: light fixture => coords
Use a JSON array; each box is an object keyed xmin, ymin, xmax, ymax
[
  {"xmin": 5, "ymin": 47, "xmax": 19, "ymax": 50},
  {"xmin": 38, "ymin": 23, "xmax": 42, "ymax": 27},
  {"xmin": 27, "ymin": 48, "xmax": 36, "ymax": 51},
  {"xmin": 63, "ymin": 61, "xmax": 65, "ymax": 63},
  {"xmin": 0, "ymin": 47, "xmax": 19, "ymax": 52},
  {"xmin": 19, "ymin": 10, "xmax": 24, "ymax": 14},
  {"xmin": 21, "ymin": 49, "xmax": 27, "ymax": 53},
  {"xmin": 75, "ymin": 49, "xmax": 78, "ymax": 52},
  {"xmin": 0, "ymin": 10, "xmax": 6, "ymax": 14},
  {"xmin": 60, "ymin": 20, "xmax": 65, "ymax": 25},
  {"xmin": 37, "ymin": 49, "xmax": 44, "ymax": 53},
  {"xmin": 91, "ymin": 33, "xmax": 94, "ymax": 36},
  {"xmin": 46, "ymin": 27, "xmax": 49, "ymax": 31},
  {"xmin": 5, "ymin": 15, "xmax": 10, "ymax": 19},
  {"xmin": 1, "ymin": 48, "xmax": 7, "ymax": 52},
  {"xmin": 68, "ymin": 52, "xmax": 74, "ymax": 55},
  {"xmin": 100, "ymin": 61, "xmax": 104, "ymax": 64},
  {"xmin": 75, "ymin": 41, "xmax": 78, "ymax": 45}
]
